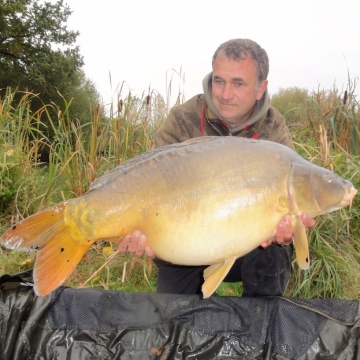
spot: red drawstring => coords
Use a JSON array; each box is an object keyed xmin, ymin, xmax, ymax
[
  {"xmin": 220, "ymin": 120, "xmax": 229, "ymax": 129},
  {"xmin": 200, "ymin": 103, "xmax": 259, "ymax": 139}
]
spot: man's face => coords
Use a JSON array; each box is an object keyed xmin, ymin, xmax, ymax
[{"xmin": 211, "ymin": 56, "xmax": 268, "ymax": 127}]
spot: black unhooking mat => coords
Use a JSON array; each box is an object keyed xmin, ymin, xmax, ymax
[{"xmin": 0, "ymin": 271, "xmax": 359, "ymax": 359}]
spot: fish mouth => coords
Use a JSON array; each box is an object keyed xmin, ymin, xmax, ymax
[
  {"xmin": 339, "ymin": 184, "xmax": 358, "ymax": 209},
  {"xmin": 319, "ymin": 184, "xmax": 358, "ymax": 216}
]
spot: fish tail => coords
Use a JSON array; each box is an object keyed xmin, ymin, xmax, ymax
[{"xmin": 1, "ymin": 201, "xmax": 92, "ymax": 296}]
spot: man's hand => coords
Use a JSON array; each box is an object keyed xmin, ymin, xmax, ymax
[
  {"xmin": 261, "ymin": 213, "xmax": 316, "ymax": 248},
  {"xmin": 118, "ymin": 230, "xmax": 155, "ymax": 259}
]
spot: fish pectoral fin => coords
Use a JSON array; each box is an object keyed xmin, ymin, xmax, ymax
[
  {"xmin": 293, "ymin": 215, "xmax": 310, "ymax": 270},
  {"xmin": 202, "ymin": 257, "xmax": 236, "ymax": 299}
]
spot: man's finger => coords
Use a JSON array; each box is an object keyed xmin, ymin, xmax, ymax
[
  {"xmin": 118, "ymin": 235, "xmax": 131, "ymax": 252},
  {"xmin": 260, "ymin": 238, "xmax": 273, "ymax": 248},
  {"xmin": 301, "ymin": 212, "xmax": 316, "ymax": 229},
  {"xmin": 145, "ymin": 246, "xmax": 155, "ymax": 259},
  {"xmin": 127, "ymin": 238, "xmax": 137, "ymax": 252},
  {"xmin": 133, "ymin": 234, "xmax": 145, "ymax": 256},
  {"xmin": 282, "ymin": 215, "xmax": 292, "ymax": 239},
  {"xmin": 275, "ymin": 221, "xmax": 285, "ymax": 243}
]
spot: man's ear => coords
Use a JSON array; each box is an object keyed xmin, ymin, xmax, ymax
[{"xmin": 256, "ymin": 80, "xmax": 268, "ymax": 100}]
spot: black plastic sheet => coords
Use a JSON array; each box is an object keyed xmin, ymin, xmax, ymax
[{"xmin": 0, "ymin": 272, "xmax": 359, "ymax": 359}]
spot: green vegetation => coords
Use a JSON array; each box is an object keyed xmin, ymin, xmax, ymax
[
  {"xmin": 0, "ymin": 80, "xmax": 359, "ymax": 300},
  {"xmin": 0, "ymin": 0, "xmax": 101, "ymax": 139}
]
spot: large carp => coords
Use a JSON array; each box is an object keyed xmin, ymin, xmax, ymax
[{"xmin": 1, "ymin": 137, "xmax": 357, "ymax": 297}]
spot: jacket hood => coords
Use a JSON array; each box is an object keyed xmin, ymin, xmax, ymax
[{"xmin": 202, "ymin": 72, "xmax": 270, "ymax": 133}]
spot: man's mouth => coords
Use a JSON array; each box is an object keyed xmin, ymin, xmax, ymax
[{"xmin": 219, "ymin": 101, "xmax": 235, "ymax": 107}]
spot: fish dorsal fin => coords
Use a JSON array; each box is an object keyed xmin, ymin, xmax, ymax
[
  {"xmin": 292, "ymin": 215, "xmax": 310, "ymax": 270},
  {"xmin": 202, "ymin": 257, "xmax": 236, "ymax": 298}
]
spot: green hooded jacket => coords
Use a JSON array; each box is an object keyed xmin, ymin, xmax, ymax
[{"xmin": 154, "ymin": 72, "xmax": 293, "ymax": 149}]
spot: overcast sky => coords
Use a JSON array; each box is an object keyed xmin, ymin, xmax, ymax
[{"xmin": 64, "ymin": 0, "xmax": 360, "ymax": 107}]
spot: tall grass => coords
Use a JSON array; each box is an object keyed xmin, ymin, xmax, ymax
[
  {"xmin": 0, "ymin": 79, "xmax": 359, "ymax": 299},
  {"xmin": 0, "ymin": 89, "xmax": 49, "ymax": 218},
  {"xmin": 0, "ymin": 86, "xmax": 167, "ymax": 289}
]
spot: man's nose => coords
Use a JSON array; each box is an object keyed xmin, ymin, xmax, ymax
[{"xmin": 221, "ymin": 83, "xmax": 234, "ymax": 100}]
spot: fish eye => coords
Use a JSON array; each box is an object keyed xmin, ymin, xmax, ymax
[{"xmin": 328, "ymin": 178, "xmax": 333, "ymax": 183}]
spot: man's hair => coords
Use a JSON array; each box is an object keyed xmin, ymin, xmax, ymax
[{"xmin": 212, "ymin": 39, "xmax": 269, "ymax": 84}]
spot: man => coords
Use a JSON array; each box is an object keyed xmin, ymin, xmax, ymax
[{"xmin": 118, "ymin": 38, "xmax": 315, "ymax": 296}]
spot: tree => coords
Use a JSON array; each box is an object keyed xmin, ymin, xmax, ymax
[
  {"xmin": 0, "ymin": 0, "xmax": 102, "ymax": 139},
  {"xmin": 0, "ymin": 0, "xmax": 83, "ymax": 94}
]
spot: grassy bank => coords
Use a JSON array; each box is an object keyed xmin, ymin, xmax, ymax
[{"xmin": 0, "ymin": 82, "xmax": 359, "ymax": 299}]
